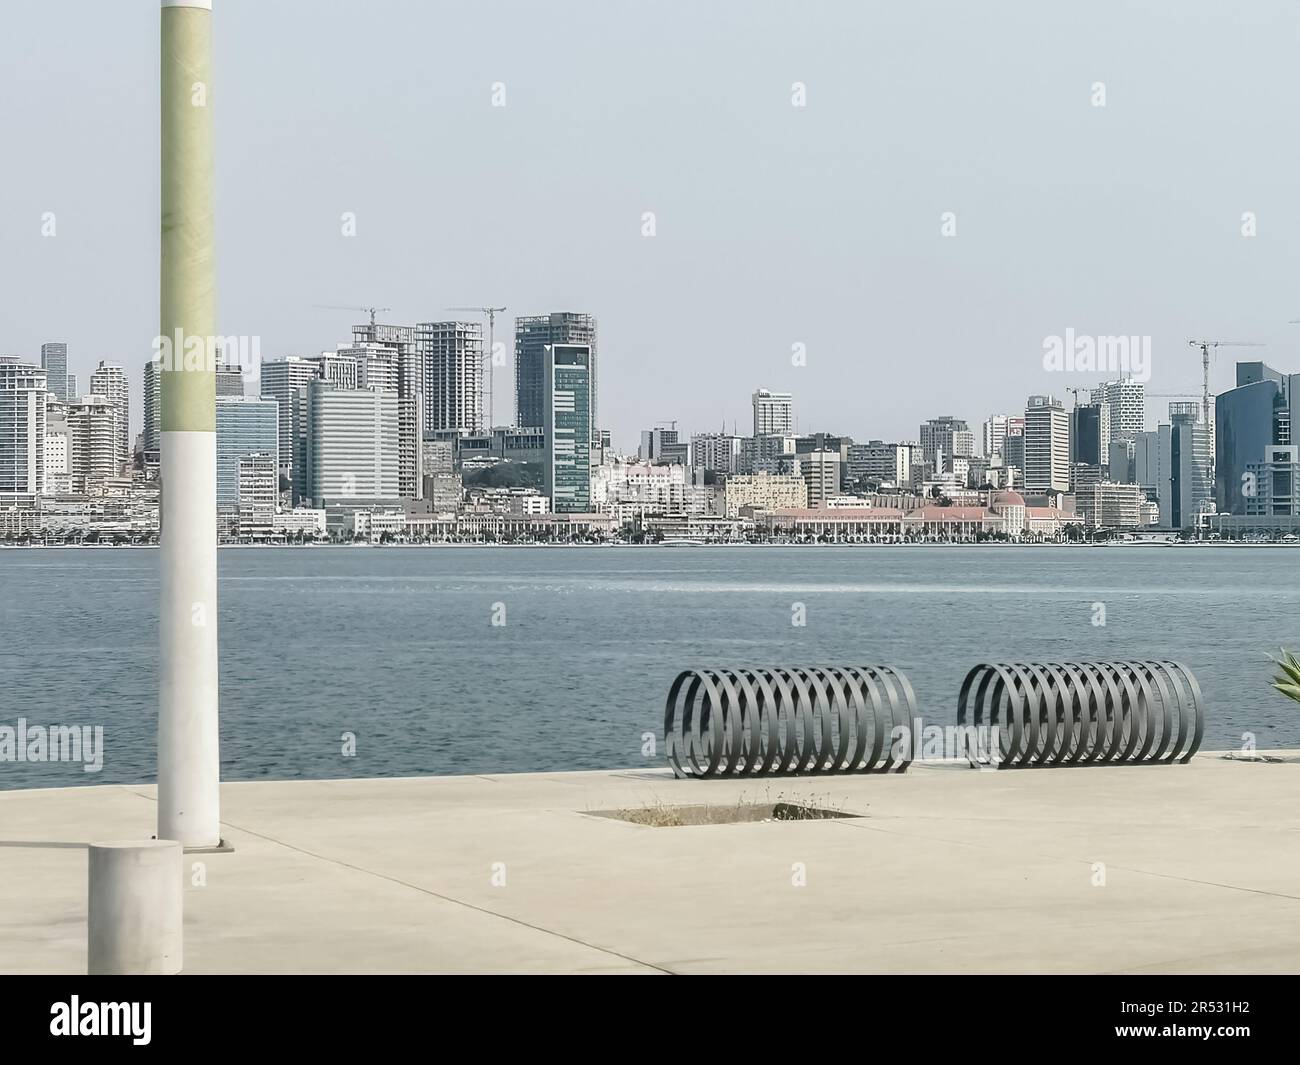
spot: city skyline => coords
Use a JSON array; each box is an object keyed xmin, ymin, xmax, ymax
[{"xmin": 5, "ymin": 1, "xmax": 1300, "ymax": 452}]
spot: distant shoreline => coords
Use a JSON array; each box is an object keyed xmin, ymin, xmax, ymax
[{"xmin": 3, "ymin": 540, "xmax": 1299, "ymax": 551}]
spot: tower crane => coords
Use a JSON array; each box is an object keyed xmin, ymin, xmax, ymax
[
  {"xmin": 1186, "ymin": 340, "xmax": 1263, "ymax": 428},
  {"xmin": 313, "ymin": 304, "xmax": 392, "ymax": 329},
  {"xmin": 448, "ymin": 306, "xmax": 507, "ymax": 429}
]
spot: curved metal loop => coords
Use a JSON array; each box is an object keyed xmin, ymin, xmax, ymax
[
  {"xmin": 665, "ymin": 666, "xmax": 918, "ymax": 778},
  {"xmin": 955, "ymin": 661, "xmax": 1205, "ymax": 770}
]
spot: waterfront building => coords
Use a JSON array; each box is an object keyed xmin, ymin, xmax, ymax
[
  {"xmin": 235, "ymin": 453, "xmax": 277, "ymax": 539},
  {"xmin": 515, "ymin": 313, "xmax": 597, "ymax": 432},
  {"xmin": 1070, "ymin": 404, "xmax": 1105, "ymax": 466},
  {"xmin": 216, "ymin": 397, "xmax": 279, "ymax": 514},
  {"xmin": 66, "ymin": 395, "xmax": 117, "ymax": 486},
  {"xmin": 88, "ymin": 361, "xmax": 129, "ymax": 470},
  {"xmin": 1216, "ymin": 361, "xmax": 1300, "ymax": 517},
  {"xmin": 260, "ymin": 355, "xmax": 321, "ymax": 492},
  {"xmin": 1023, "ymin": 395, "xmax": 1070, "ymax": 494},
  {"xmin": 722, "ymin": 471, "xmax": 808, "ymax": 517},
  {"xmin": 1078, "ymin": 481, "xmax": 1144, "ymax": 530},
  {"xmin": 542, "ymin": 343, "xmax": 592, "ymax": 514},
  {"xmin": 417, "ymin": 321, "xmax": 483, "ymax": 434},
  {"xmin": 143, "ymin": 357, "xmax": 162, "ymax": 452},
  {"xmin": 0, "ymin": 357, "xmax": 47, "ymax": 497},
  {"xmin": 1090, "ymin": 378, "xmax": 1145, "ymax": 455},
  {"xmin": 304, "ymin": 380, "xmax": 399, "ymax": 507},
  {"xmin": 590, "ymin": 460, "xmax": 712, "ymax": 524}
]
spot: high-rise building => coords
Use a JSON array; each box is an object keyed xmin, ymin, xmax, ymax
[
  {"xmin": 1090, "ymin": 379, "xmax": 1145, "ymax": 455},
  {"xmin": 143, "ymin": 357, "xmax": 162, "ymax": 453},
  {"xmin": 1070, "ymin": 404, "xmax": 1104, "ymax": 466},
  {"xmin": 66, "ymin": 373, "xmax": 79, "ymax": 401},
  {"xmin": 306, "ymin": 351, "xmax": 359, "ymax": 391},
  {"xmin": 304, "ymin": 380, "xmax": 399, "ymax": 507},
  {"xmin": 690, "ymin": 432, "xmax": 743, "ymax": 475},
  {"xmin": 66, "ymin": 395, "xmax": 118, "ymax": 485},
  {"xmin": 89, "ymin": 361, "xmax": 129, "ymax": 471},
  {"xmin": 1245, "ymin": 445, "xmax": 1300, "ymax": 517},
  {"xmin": 516, "ymin": 313, "xmax": 597, "ymax": 432},
  {"xmin": 348, "ymin": 322, "xmax": 424, "ymax": 500},
  {"xmin": 740, "ymin": 433, "xmax": 797, "ymax": 475},
  {"xmin": 0, "ymin": 357, "xmax": 47, "ymax": 496},
  {"xmin": 846, "ymin": 440, "xmax": 911, "ymax": 486},
  {"xmin": 1216, "ymin": 361, "xmax": 1300, "ymax": 516},
  {"xmin": 752, "ymin": 389, "xmax": 794, "ymax": 437},
  {"xmin": 639, "ymin": 425, "xmax": 684, "ymax": 464},
  {"xmin": 418, "ymin": 321, "xmax": 483, "ymax": 434},
  {"xmin": 261, "ymin": 356, "xmax": 321, "ymax": 490},
  {"xmin": 919, "ymin": 416, "xmax": 974, "ymax": 472},
  {"xmin": 543, "ymin": 343, "xmax": 592, "ymax": 513},
  {"xmin": 216, "ymin": 364, "xmax": 245, "ymax": 398},
  {"xmin": 802, "ymin": 449, "xmax": 841, "ymax": 508},
  {"xmin": 40, "ymin": 343, "xmax": 69, "ymax": 403},
  {"xmin": 235, "ymin": 453, "xmax": 277, "ymax": 540},
  {"xmin": 982, "ymin": 414, "xmax": 1010, "ymax": 460},
  {"xmin": 216, "ymin": 397, "xmax": 279, "ymax": 514},
  {"xmin": 1023, "ymin": 395, "xmax": 1070, "ymax": 494}
]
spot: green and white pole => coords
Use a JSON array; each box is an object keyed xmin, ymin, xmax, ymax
[{"xmin": 159, "ymin": 0, "xmax": 220, "ymax": 848}]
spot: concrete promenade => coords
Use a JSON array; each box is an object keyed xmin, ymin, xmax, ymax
[{"xmin": 2, "ymin": 753, "xmax": 1298, "ymax": 974}]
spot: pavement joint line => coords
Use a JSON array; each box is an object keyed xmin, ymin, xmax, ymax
[
  {"xmin": 832, "ymin": 817, "xmax": 1300, "ymax": 903},
  {"xmin": 73, "ymin": 781, "xmax": 676, "ymax": 972},
  {"xmin": 200, "ymin": 815, "xmax": 677, "ymax": 975}
]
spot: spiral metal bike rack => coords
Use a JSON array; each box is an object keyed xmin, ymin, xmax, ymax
[
  {"xmin": 956, "ymin": 661, "xmax": 1205, "ymax": 769},
  {"xmin": 664, "ymin": 666, "xmax": 918, "ymax": 778}
]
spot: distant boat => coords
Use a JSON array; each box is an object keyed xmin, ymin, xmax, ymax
[{"xmin": 660, "ymin": 538, "xmax": 707, "ymax": 547}]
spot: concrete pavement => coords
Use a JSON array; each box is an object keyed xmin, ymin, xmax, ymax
[{"xmin": 1, "ymin": 753, "xmax": 1298, "ymax": 973}]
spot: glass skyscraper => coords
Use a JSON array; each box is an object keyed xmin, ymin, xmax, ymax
[
  {"xmin": 515, "ymin": 313, "xmax": 596, "ymax": 432},
  {"xmin": 1216, "ymin": 361, "xmax": 1300, "ymax": 515},
  {"xmin": 543, "ymin": 343, "xmax": 592, "ymax": 514},
  {"xmin": 215, "ymin": 397, "xmax": 279, "ymax": 511},
  {"xmin": 40, "ymin": 342, "xmax": 69, "ymax": 402}
]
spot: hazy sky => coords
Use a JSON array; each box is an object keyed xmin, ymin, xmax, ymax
[{"xmin": 2, "ymin": 0, "xmax": 1298, "ymax": 449}]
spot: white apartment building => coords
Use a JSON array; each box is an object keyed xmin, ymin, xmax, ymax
[
  {"xmin": 752, "ymin": 389, "xmax": 794, "ymax": 436},
  {"xmin": 67, "ymin": 395, "xmax": 120, "ymax": 485},
  {"xmin": 590, "ymin": 461, "xmax": 713, "ymax": 524},
  {"xmin": 0, "ymin": 357, "xmax": 46, "ymax": 497},
  {"xmin": 304, "ymin": 380, "xmax": 399, "ymax": 506},
  {"xmin": 1090, "ymin": 378, "xmax": 1145, "ymax": 453},
  {"xmin": 1023, "ymin": 395, "xmax": 1070, "ymax": 494},
  {"xmin": 89, "ymin": 361, "xmax": 129, "ymax": 470},
  {"xmin": 236, "ymin": 453, "xmax": 277, "ymax": 539}
]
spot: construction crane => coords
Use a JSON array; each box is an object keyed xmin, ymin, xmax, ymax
[
  {"xmin": 1065, "ymin": 386, "xmax": 1088, "ymax": 410},
  {"xmin": 1187, "ymin": 340, "xmax": 1263, "ymax": 428},
  {"xmin": 314, "ymin": 304, "xmax": 392, "ymax": 329},
  {"xmin": 447, "ymin": 306, "xmax": 506, "ymax": 429}
]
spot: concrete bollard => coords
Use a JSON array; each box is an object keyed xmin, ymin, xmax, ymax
[{"xmin": 87, "ymin": 840, "xmax": 183, "ymax": 975}]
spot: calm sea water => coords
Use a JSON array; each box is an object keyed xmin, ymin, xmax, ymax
[{"xmin": 1, "ymin": 544, "xmax": 1298, "ymax": 790}]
